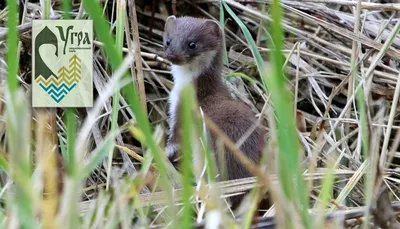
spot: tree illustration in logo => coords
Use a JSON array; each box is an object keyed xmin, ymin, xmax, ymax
[
  {"xmin": 34, "ymin": 26, "xmax": 82, "ymax": 103},
  {"xmin": 69, "ymin": 54, "xmax": 81, "ymax": 82}
]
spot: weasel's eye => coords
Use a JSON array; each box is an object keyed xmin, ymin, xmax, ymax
[
  {"xmin": 166, "ymin": 39, "xmax": 171, "ymax": 46},
  {"xmin": 188, "ymin": 41, "xmax": 196, "ymax": 49}
]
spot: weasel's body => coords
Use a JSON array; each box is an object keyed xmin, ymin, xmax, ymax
[{"xmin": 163, "ymin": 16, "xmax": 265, "ymax": 208}]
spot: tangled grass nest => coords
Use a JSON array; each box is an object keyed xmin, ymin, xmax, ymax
[{"xmin": 0, "ymin": 0, "xmax": 400, "ymax": 228}]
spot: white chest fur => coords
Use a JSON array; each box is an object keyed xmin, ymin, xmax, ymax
[
  {"xmin": 167, "ymin": 64, "xmax": 208, "ymax": 182},
  {"xmin": 166, "ymin": 64, "xmax": 200, "ymax": 157}
]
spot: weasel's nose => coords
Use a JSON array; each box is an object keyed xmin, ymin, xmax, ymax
[
  {"xmin": 166, "ymin": 53, "xmax": 178, "ymax": 62},
  {"xmin": 165, "ymin": 52, "xmax": 182, "ymax": 64}
]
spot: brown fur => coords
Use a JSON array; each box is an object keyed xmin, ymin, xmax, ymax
[{"xmin": 164, "ymin": 16, "xmax": 266, "ymax": 208}]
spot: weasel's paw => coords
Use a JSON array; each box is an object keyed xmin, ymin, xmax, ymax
[{"xmin": 165, "ymin": 143, "xmax": 179, "ymax": 159}]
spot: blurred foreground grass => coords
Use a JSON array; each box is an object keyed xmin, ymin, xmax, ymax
[{"xmin": 0, "ymin": 0, "xmax": 399, "ymax": 228}]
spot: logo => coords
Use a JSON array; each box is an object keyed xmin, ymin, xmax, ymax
[{"xmin": 32, "ymin": 20, "xmax": 93, "ymax": 107}]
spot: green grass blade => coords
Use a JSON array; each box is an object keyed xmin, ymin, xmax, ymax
[
  {"xmin": 81, "ymin": 130, "xmax": 119, "ymax": 179},
  {"xmin": 58, "ymin": 132, "xmax": 68, "ymax": 163},
  {"xmin": 314, "ymin": 162, "xmax": 335, "ymax": 227},
  {"xmin": 222, "ymin": 1, "xmax": 310, "ymax": 227},
  {"xmin": 82, "ymin": 0, "xmax": 178, "ymax": 222},
  {"xmin": 356, "ymin": 86, "xmax": 370, "ymax": 229},
  {"xmin": 227, "ymin": 72, "xmax": 256, "ymax": 85},
  {"xmin": 81, "ymin": 0, "xmax": 170, "ymax": 182},
  {"xmin": 106, "ymin": 0, "xmax": 125, "ymax": 191},
  {"xmin": 197, "ymin": 110, "xmax": 218, "ymax": 183},
  {"xmin": 43, "ymin": 0, "xmax": 50, "ymax": 19},
  {"xmin": 268, "ymin": 1, "xmax": 310, "ymax": 227},
  {"xmin": 179, "ymin": 85, "xmax": 197, "ymax": 229},
  {"xmin": 82, "ymin": 0, "xmax": 122, "ymax": 67},
  {"xmin": 0, "ymin": 153, "xmax": 8, "ymax": 174},
  {"xmin": 62, "ymin": 0, "xmax": 72, "ymax": 18},
  {"xmin": 221, "ymin": 1, "xmax": 266, "ymax": 88},
  {"xmin": 66, "ymin": 108, "xmax": 77, "ymax": 176},
  {"xmin": 6, "ymin": 91, "xmax": 37, "ymax": 229},
  {"xmin": 6, "ymin": 0, "xmax": 18, "ymax": 97}
]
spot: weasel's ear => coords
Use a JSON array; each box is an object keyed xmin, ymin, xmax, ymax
[
  {"xmin": 204, "ymin": 20, "xmax": 222, "ymax": 40},
  {"xmin": 165, "ymin": 15, "xmax": 177, "ymax": 32}
]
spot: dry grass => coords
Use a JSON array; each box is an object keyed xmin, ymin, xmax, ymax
[{"xmin": 0, "ymin": 0, "xmax": 399, "ymax": 228}]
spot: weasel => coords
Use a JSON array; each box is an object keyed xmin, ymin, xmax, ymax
[{"xmin": 163, "ymin": 16, "xmax": 265, "ymax": 208}]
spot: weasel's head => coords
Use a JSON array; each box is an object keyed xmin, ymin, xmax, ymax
[{"xmin": 163, "ymin": 16, "xmax": 223, "ymax": 67}]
